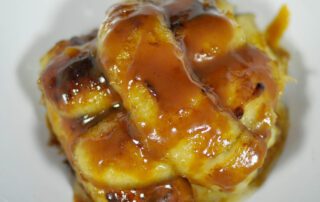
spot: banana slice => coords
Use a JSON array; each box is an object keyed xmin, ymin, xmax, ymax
[
  {"xmin": 39, "ymin": 34, "xmax": 120, "ymax": 118},
  {"xmin": 73, "ymin": 110, "xmax": 175, "ymax": 189}
]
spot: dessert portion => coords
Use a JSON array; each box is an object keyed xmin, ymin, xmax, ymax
[{"xmin": 38, "ymin": 0, "xmax": 290, "ymax": 201}]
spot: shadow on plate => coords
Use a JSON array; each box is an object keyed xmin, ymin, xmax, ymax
[
  {"xmin": 15, "ymin": 0, "xmax": 115, "ymax": 187},
  {"xmin": 279, "ymin": 39, "xmax": 308, "ymax": 168}
]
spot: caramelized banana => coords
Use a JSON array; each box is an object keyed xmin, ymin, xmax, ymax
[
  {"xmin": 73, "ymin": 110, "xmax": 174, "ymax": 189},
  {"xmin": 97, "ymin": 2, "xmax": 267, "ymax": 190},
  {"xmin": 169, "ymin": 1, "xmax": 288, "ymax": 143},
  {"xmin": 39, "ymin": 33, "xmax": 120, "ymax": 118},
  {"xmin": 39, "ymin": 0, "xmax": 289, "ymax": 201}
]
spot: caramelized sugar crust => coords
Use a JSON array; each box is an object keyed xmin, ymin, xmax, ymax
[{"xmin": 39, "ymin": 0, "xmax": 289, "ymax": 201}]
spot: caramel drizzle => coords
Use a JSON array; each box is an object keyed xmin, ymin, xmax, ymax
[{"xmin": 40, "ymin": 0, "xmax": 279, "ymax": 196}]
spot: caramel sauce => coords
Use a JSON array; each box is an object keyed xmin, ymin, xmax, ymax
[
  {"xmin": 65, "ymin": 109, "xmax": 115, "ymax": 136},
  {"xmin": 41, "ymin": 0, "xmax": 288, "ymax": 200},
  {"xmin": 189, "ymin": 44, "xmax": 279, "ymax": 120},
  {"xmin": 250, "ymin": 104, "xmax": 289, "ymax": 188},
  {"xmin": 77, "ymin": 111, "xmax": 157, "ymax": 187},
  {"xmin": 165, "ymin": 0, "xmax": 233, "ymax": 60},
  {"xmin": 163, "ymin": 0, "xmax": 217, "ymax": 27},
  {"xmin": 46, "ymin": 101, "xmax": 115, "ymax": 162},
  {"xmin": 58, "ymin": 107, "xmax": 124, "ymax": 163},
  {"xmin": 40, "ymin": 33, "xmax": 122, "ymax": 163},
  {"xmin": 98, "ymin": 0, "xmax": 267, "ymax": 189},
  {"xmin": 40, "ymin": 34, "xmax": 120, "ymax": 118},
  {"xmin": 41, "ymin": 52, "xmax": 111, "ymax": 111},
  {"xmin": 73, "ymin": 173, "xmax": 193, "ymax": 202},
  {"xmin": 208, "ymin": 136, "xmax": 266, "ymax": 191},
  {"xmin": 168, "ymin": 0, "xmax": 279, "ymax": 139},
  {"xmin": 99, "ymin": 3, "xmax": 239, "ymax": 158},
  {"xmin": 200, "ymin": 45, "xmax": 278, "ymax": 139}
]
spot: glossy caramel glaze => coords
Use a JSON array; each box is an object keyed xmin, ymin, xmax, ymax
[
  {"xmin": 39, "ymin": 0, "xmax": 289, "ymax": 201},
  {"xmin": 40, "ymin": 32, "xmax": 121, "ymax": 118},
  {"xmin": 167, "ymin": 0, "xmax": 279, "ymax": 139},
  {"xmin": 73, "ymin": 109, "xmax": 174, "ymax": 190},
  {"xmin": 189, "ymin": 44, "xmax": 279, "ymax": 139},
  {"xmin": 165, "ymin": 0, "xmax": 233, "ymax": 58},
  {"xmin": 98, "ymin": 0, "xmax": 266, "ymax": 190}
]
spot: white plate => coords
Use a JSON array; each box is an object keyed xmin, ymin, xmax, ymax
[{"xmin": 0, "ymin": 0, "xmax": 319, "ymax": 201}]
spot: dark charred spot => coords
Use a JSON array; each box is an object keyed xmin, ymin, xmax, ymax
[
  {"xmin": 42, "ymin": 52, "xmax": 108, "ymax": 106},
  {"xmin": 234, "ymin": 107, "xmax": 244, "ymax": 119},
  {"xmin": 149, "ymin": 42, "xmax": 159, "ymax": 46},
  {"xmin": 144, "ymin": 81, "xmax": 158, "ymax": 99},
  {"xmin": 253, "ymin": 82, "xmax": 265, "ymax": 97},
  {"xmin": 65, "ymin": 110, "xmax": 111, "ymax": 135},
  {"xmin": 132, "ymin": 18, "xmax": 142, "ymax": 28},
  {"xmin": 56, "ymin": 55, "xmax": 97, "ymax": 84},
  {"xmin": 170, "ymin": 16, "xmax": 184, "ymax": 32}
]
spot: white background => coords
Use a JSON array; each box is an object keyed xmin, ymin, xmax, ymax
[{"xmin": 0, "ymin": 0, "xmax": 319, "ymax": 201}]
